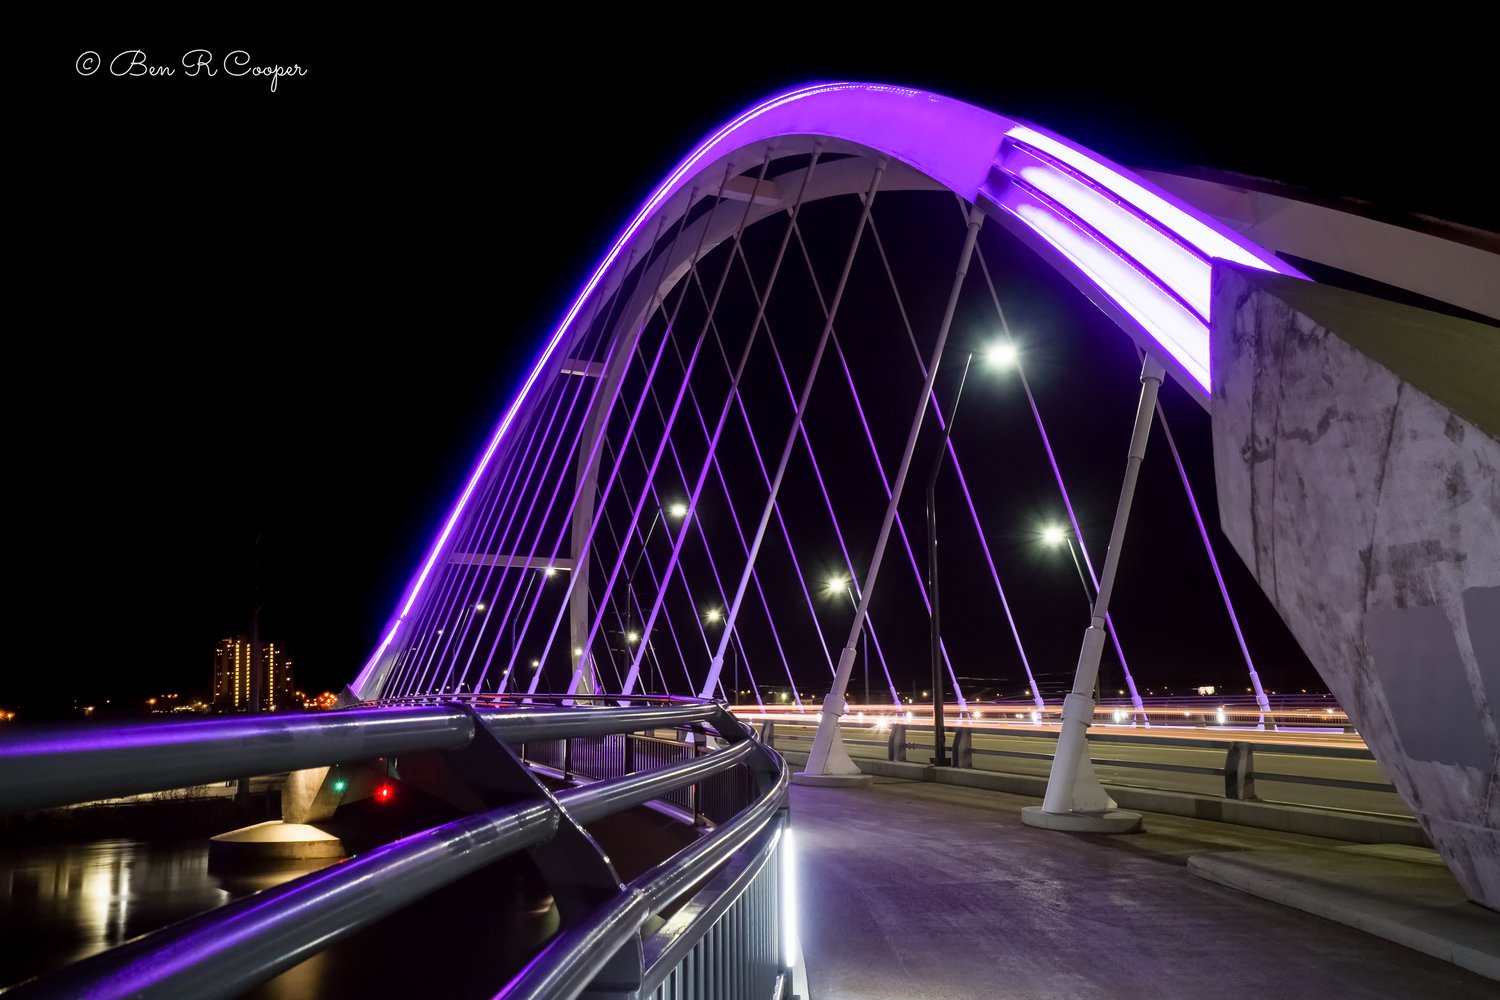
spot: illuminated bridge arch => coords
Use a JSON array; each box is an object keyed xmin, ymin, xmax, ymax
[
  {"xmin": 348, "ymin": 82, "xmax": 1499, "ymax": 911},
  {"xmin": 353, "ymin": 81, "xmax": 1301, "ymax": 703}
]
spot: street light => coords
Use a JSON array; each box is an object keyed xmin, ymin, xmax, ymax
[
  {"xmin": 985, "ymin": 342, "xmax": 1018, "ymax": 368},
  {"xmin": 925, "ymin": 340, "xmax": 1016, "ymax": 767},
  {"xmin": 823, "ymin": 574, "xmax": 866, "ymax": 706}
]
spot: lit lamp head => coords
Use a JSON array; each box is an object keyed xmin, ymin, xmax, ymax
[
  {"xmin": 984, "ymin": 342, "xmax": 1018, "ymax": 369},
  {"xmin": 667, "ymin": 502, "xmax": 689, "ymax": 519},
  {"xmin": 1041, "ymin": 525, "xmax": 1067, "ymax": 546},
  {"xmin": 626, "ymin": 630, "xmax": 640, "ymax": 644},
  {"xmin": 705, "ymin": 608, "xmax": 723, "ymax": 624},
  {"xmin": 823, "ymin": 574, "xmax": 850, "ymax": 596},
  {"xmin": 544, "ymin": 566, "xmax": 557, "ymax": 577}
]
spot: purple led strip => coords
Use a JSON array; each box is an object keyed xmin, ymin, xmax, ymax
[{"xmin": 867, "ymin": 198, "xmax": 1044, "ymax": 709}]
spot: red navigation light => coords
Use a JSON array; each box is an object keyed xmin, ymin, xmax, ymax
[{"xmin": 375, "ymin": 783, "xmax": 395, "ymax": 804}]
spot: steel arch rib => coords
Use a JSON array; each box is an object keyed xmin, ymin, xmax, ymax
[{"xmin": 353, "ymin": 81, "xmax": 1304, "ymax": 696}]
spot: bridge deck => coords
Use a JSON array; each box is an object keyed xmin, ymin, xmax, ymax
[{"xmin": 791, "ymin": 778, "xmax": 1496, "ymax": 999}]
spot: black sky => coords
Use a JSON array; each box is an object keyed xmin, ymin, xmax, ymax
[{"xmin": 14, "ymin": 18, "xmax": 1491, "ymax": 715}]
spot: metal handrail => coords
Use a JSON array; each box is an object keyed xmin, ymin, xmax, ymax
[
  {"xmin": 0, "ymin": 706, "xmax": 476, "ymax": 815},
  {"xmin": 501, "ymin": 760, "xmax": 791, "ymax": 999},
  {"xmin": 1, "ymin": 697, "xmax": 791, "ymax": 1000},
  {"xmin": 0, "ymin": 701, "xmax": 721, "ymax": 816}
]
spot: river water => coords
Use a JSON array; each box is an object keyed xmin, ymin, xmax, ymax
[{"xmin": 0, "ymin": 838, "xmax": 556, "ymax": 997}]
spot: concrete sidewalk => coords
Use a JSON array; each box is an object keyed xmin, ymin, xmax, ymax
[{"xmin": 791, "ymin": 778, "xmax": 1496, "ymax": 1000}]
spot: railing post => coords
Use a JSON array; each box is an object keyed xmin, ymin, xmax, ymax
[
  {"xmin": 1224, "ymin": 741, "xmax": 1258, "ymax": 800},
  {"xmin": 888, "ymin": 723, "xmax": 907, "ymax": 762},
  {"xmin": 951, "ymin": 728, "xmax": 973, "ymax": 769},
  {"xmin": 624, "ymin": 733, "xmax": 636, "ymax": 775},
  {"xmin": 692, "ymin": 738, "xmax": 704, "ymax": 826},
  {"xmin": 563, "ymin": 737, "xmax": 573, "ymax": 782},
  {"xmin": 760, "ymin": 719, "xmax": 776, "ymax": 748}
]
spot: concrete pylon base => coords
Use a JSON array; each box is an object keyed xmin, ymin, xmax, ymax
[
  {"xmin": 208, "ymin": 820, "xmax": 347, "ymax": 866},
  {"xmin": 1020, "ymin": 805, "xmax": 1143, "ymax": 834},
  {"xmin": 791, "ymin": 771, "xmax": 876, "ymax": 788}
]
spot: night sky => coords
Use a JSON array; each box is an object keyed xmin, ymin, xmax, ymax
[{"xmin": 14, "ymin": 20, "xmax": 1489, "ymax": 717}]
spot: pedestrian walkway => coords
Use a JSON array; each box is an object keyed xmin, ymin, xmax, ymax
[{"xmin": 791, "ymin": 778, "xmax": 1497, "ymax": 1000}]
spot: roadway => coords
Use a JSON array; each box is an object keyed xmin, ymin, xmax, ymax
[{"xmin": 740, "ymin": 712, "xmax": 1410, "ymax": 817}]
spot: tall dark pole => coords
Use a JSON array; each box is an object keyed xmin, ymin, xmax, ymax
[
  {"xmin": 849, "ymin": 589, "xmax": 866, "ymax": 705},
  {"xmin": 249, "ymin": 532, "xmax": 263, "ymax": 714},
  {"xmin": 926, "ymin": 351, "xmax": 975, "ymax": 768}
]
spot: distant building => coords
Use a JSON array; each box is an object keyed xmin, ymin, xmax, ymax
[{"xmin": 212, "ymin": 637, "xmax": 296, "ymax": 712}]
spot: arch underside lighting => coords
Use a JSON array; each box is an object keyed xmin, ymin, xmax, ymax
[{"xmin": 353, "ymin": 82, "xmax": 1304, "ymax": 696}]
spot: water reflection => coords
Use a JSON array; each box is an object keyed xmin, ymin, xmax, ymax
[
  {"xmin": 1, "ymin": 838, "xmax": 557, "ymax": 997},
  {"xmin": 0, "ymin": 839, "xmax": 241, "ymax": 987}
]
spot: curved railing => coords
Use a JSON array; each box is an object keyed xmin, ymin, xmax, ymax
[{"xmin": 0, "ymin": 697, "xmax": 793, "ymax": 999}]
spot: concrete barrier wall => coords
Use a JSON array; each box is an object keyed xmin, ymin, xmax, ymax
[{"xmin": 1208, "ymin": 263, "xmax": 1499, "ymax": 908}]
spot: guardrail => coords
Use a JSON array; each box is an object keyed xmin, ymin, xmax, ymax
[
  {"xmin": 0, "ymin": 696, "xmax": 794, "ymax": 1000},
  {"xmin": 758, "ymin": 717, "xmax": 1399, "ymax": 805}
]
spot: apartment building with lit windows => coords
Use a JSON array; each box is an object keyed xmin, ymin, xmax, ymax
[{"xmin": 211, "ymin": 637, "xmax": 296, "ymax": 711}]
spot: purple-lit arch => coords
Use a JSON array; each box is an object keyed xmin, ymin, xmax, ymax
[{"xmin": 353, "ymin": 81, "xmax": 1303, "ymax": 697}]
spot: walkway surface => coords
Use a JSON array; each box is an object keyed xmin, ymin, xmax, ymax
[{"xmin": 791, "ymin": 778, "xmax": 1497, "ymax": 1000}]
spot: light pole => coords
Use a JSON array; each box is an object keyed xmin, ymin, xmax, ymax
[
  {"xmin": 925, "ymin": 342, "xmax": 1016, "ymax": 767},
  {"xmin": 1042, "ymin": 523, "xmax": 1112, "ymax": 705},
  {"xmin": 1041, "ymin": 525, "xmax": 1093, "ymax": 610},
  {"xmin": 704, "ymin": 607, "xmax": 737, "ymax": 704},
  {"xmin": 823, "ymin": 575, "xmax": 865, "ymax": 706},
  {"xmin": 625, "ymin": 502, "xmax": 689, "ymax": 656}
]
